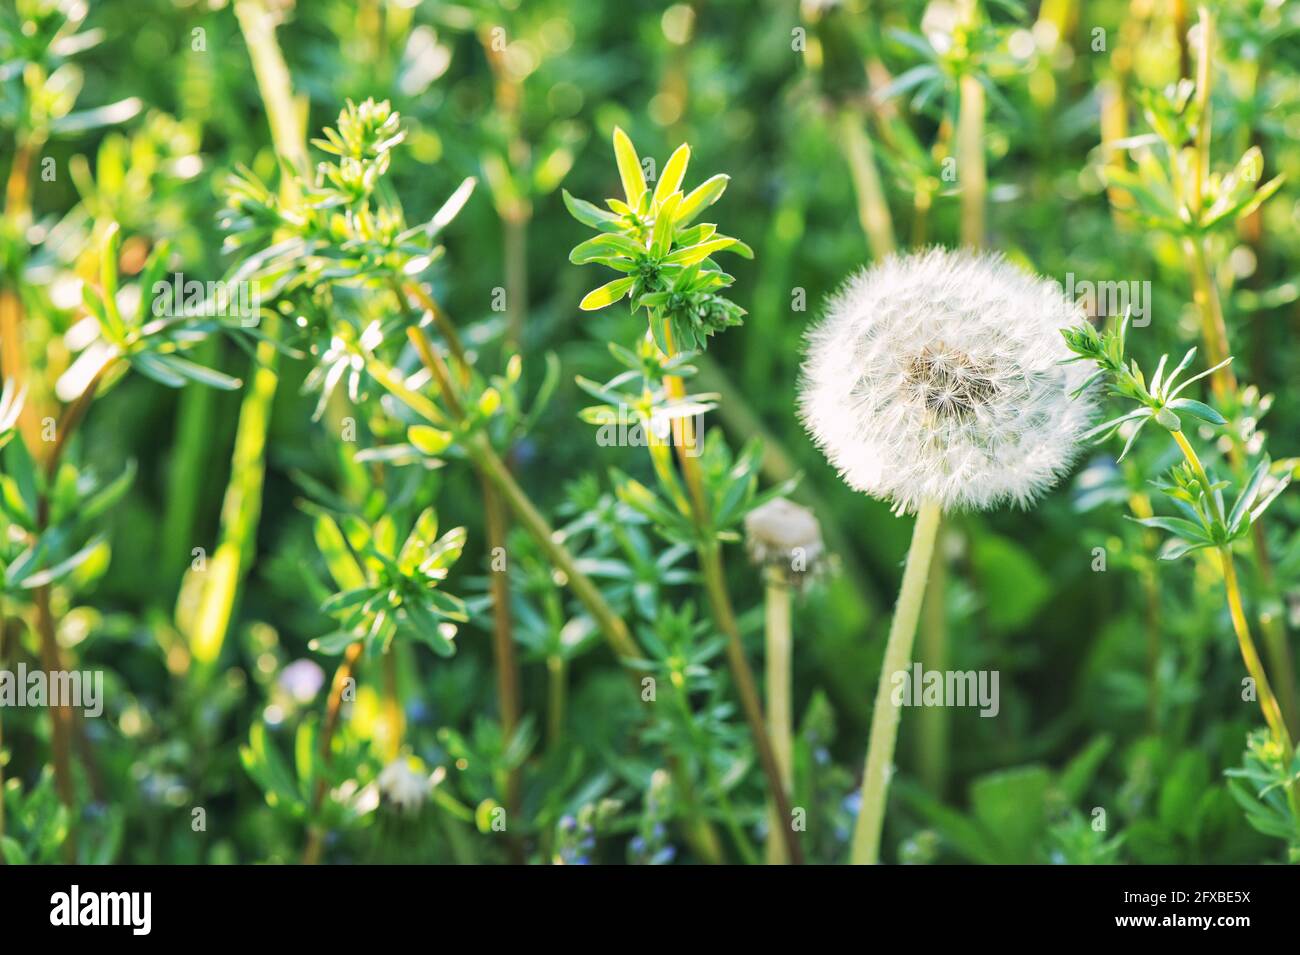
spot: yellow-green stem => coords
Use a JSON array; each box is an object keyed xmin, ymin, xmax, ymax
[
  {"xmin": 195, "ymin": 0, "xmax": 307, "ymax": 672},
  {"xmin": 303, "ymin": 639, "xmax": 364, "ymax": 864},
  {"xmin": 957, "ymin": 77, "xmax": 986, "ymax": 248},
  {"xmin": 851, "ymin": 499, "xmax": 943, "ymax": 864},
  {"xmin": 547, "ymin": 654, "xmax": 565, "ymax": 750},
  {"xmin": 837, "ymin": 108, "xmax": 897, "ymax": 259},
  {"xmin": 915, "ymin": 517, "xmax": 949, "ymax": 793},
  {"xmin": 660, "ymin": 325, "xmax": 804, "ymax": 864},
  {"xmin": 1219, "ymin": 548, "xmax": 1300, "ymax": 834}
]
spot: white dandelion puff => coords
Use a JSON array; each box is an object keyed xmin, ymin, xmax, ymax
[
  {"xmin": 377, "ymin": 758, "xmax": 432, "ymax": 813},
  {"xmin": 799, "ymin": 247, "xmax": 1095, "ymax": 514}
]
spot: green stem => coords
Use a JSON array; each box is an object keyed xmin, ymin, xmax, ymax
[
  {"xmin": 670, "ymin": 677, "xmax": 759, "ymax": 865},
  {"xmin": 1219, "ymin": 548, "xmax": 1300, "ymax": 835},
  {"xmin": 837, "ymin": 108, "xmax": 896, "ymax": 259},
  {"xmin": 915, "ymin": 516, "xmax": 949, "ymax": 793},
  {"xmin": 851, "ymin": 499, "xmax": 943, "ymax": 865},
  {"xmin": 0, "ymin": 599, "xmax": 7, "ymax": 858},
  {"xmin": 386, "ymin": 335, "xmax": 726, "ymax": 861},
  {"xmin": 547, "ymin": 654, "xmax": 565, "ymax": 750},
  {"xmin": 195, "ymin": 0, "xmax": 308, "ymax": 672},
  {"xmin": 303, "ymin": 639, "xmax": 364, "ymax": 864},
  {"xmin": 389, "ymin": 335, "xmax": 644, "ymax": 666},
  {"xmin": 957, "ymin": 82, "xmax": 986, "ymax": 248},
  {"xmin": 764, "ymin": 573, "xmax": 793, "ymax": 865},
  {"xmin": 660, "ymin": 324, "xmax": 804, "ymax": 865}
]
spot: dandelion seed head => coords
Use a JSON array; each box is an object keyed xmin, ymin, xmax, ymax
[
  {"xmin": 378, "ymin": 758, "xmax": 431, "ymax": 812},
  {"xmin": 799, "ymin": 248, "xmax": 1094, "ymax": 514}
]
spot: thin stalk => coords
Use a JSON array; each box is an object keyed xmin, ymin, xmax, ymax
[
  {"xmin": 1184, "ymin": 240, "xmax": 1237, "ymax": 401},
  {"xmin": 398, "ymin": 330, "xmax": 642, "ymax": 665},
  {"xmin": 1179, "ymin": 6, "xmax": 1296, "ymax": 734},
  {"xmin": 546, "ymin": 654, "xmax": 565, "ymax": 750},
  {"xmin": 763, "ymin": 572, "xmax": 793, "ymax": 865},
  {"xmin": 1173, "ymin": 0, "xmax": 1191, "ymax": 80},
  {"xmin": 303, "ymin": 639, "xmax": 364, "ymax": 865},
  {"xmin": 391, "ymin": 331, "xmax": 725, "ymax": 860},
  {"xmin": 503, "ymin": 214, "xmax": 528, "ymax": 354},
  {"xmin": 194, "ymin": 0, "xmax": 308, "ymax": 672},
  {"xmin": 837, "ymin": 108, "xmax": 897, "ymax": 259},
  {"xmin": 669, "ymin": 678, "xmax": 759, "ymax": 866},
  {"xmin": 659, "ymin": 324, "xmax": 804, "ymax": 865},
  {"xmin": 161, "ymin": 338, "xmax": 218, "ymax": 595},
  {"xmin": 392, "ymin": 286, "xmax": 522, "ymax": 810},
  {"xmin": 851, "ymin": 499, "xmax": 943, "ymax": 865},
  {"xmin": 1219, "ymin": 551, "xmax": 1292, "ymax": 755},
  {"xmin": 381, "ymin": 648, "xmax": 403, "ymax": 761},
  {"xmin": 29, "ymin": 362, "xmax": 114, "ymax": 860},
  {"xmin": 1172, "ymin": 429, "xmax": 1300, "ymax": 824},
  {"xmin": 1220, "ymin": 549, "xmax": 1300, "ymax": 833},
  {"xmin": 34, "ymin": 586, "xmax": 75, "ymax": 862},
  {"xmin": 0, "ymin": 601, "xmax": 5, "ymax": 857},
  {"xmin": 956, "ymin": 76, "xmax": 986, "ymax": 248},
  {"xmin": 478, "ymin": 468, "xmax": 522, "ymax": 833},
  {"xmin": 1129, "ymin": 490, "xmax": 1164, "ymax": 731},
  {"xmin": 2, "ymin": 138, "xmax": 38, "ymax": 447},
  {"xmin": 915, "ymin": 518, "xmax": 949, "ymax": 793}
]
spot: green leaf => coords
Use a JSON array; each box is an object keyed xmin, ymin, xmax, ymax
[
  {"xmin": 663, "ymin": 237, "xmax": 739, "ymax": 266},
  {"xmin": 1167, "ymin": 398, "xmax": 1225, "ymax": 426},
  {"xmin": 142, "ymin": 353, "xmax": 242, "ymax": 390},
  {"xmin": 653, "ymin": 143, "xmax": 690, "ymax": 208},
  {"xmin": 1229, "ymin": 459, "xmax": 1269, "ymax": 532},
  {"xmin": 612, "ymin": 127, "xmax": 647, "ymax": 207},
  {"xmin": 424, "ymin": 588, "xmax": 469, "ymax": 623},
  {"xmin": 98, "ymin": 223, "xmax": 128, "ymax": 339},
  {"xmin": 19, "ymin": 537, "xmax": 107, "ymax": 590},
  {"xmin": 580, "ymin": 277, "xmax": 636, "ymax": 311},
  {"xmin": 309, "ymin": 630, "xmax": 361, "ymax": 655},
  {"xmin": 129, "ymin": 352, "xmax": 188, "ymax": 388},
  {"xmin": 408, "ymin": 425, "xmax": 453, "ymax": 456},
  {"xmin": 970, "ymin": 766, "xmax": 1052, "ymax": 863},
  {"xmin": 674, "ymin": 174, "xmax": 728, "ymax": 226},
  {"xmin": 562, "ymin": 189, "xmax": 620, "ymax": 230},
  {"xmin": 2, "ymin": 434, "xmax": 39, "ymax": 528},
  {"xmin": 569, "ymin": 233, "xmax": 643, "ymax": 264},
  {"xmin": 1130, "ymin": 515, "xmax": 1211, "ymax": 542},
  {"xmin": 315, "ymin": 515, "xmax": 367, "ymax": 590},
  {"xmin": 969, "ymin": 535, "xmax": 1051, "ymax": 633}
]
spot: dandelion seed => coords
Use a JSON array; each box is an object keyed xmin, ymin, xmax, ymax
[
  {"xmin": 377, "ymin": 758, "xmax": 432, "ymax": 813},
  {"xmin": 799, "ymin": 247, "xmax": 1095, "ymax": 515}
]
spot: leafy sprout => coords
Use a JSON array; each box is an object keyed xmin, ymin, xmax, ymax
[{"xmin": 564, "ymin": 127, "xmax": 753, "ymax": 353}]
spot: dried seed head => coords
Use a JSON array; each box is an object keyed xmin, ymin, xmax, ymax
[
  {"xmin": 745, "ymin": 497, "xmax": 826, "ymax": 584},
  {"xmin": 799, "ymin": 248, "xmax": 1094, "ymax": 514}
]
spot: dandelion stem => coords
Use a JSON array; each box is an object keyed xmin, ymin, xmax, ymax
[
  {"xmin": 763, "ymin": 571, "xmax": 794, "ymax": 865},
  {"xmin": 851, "ymin": 499, "xmax": 942, "ymax": 864},
  {"xmin": 915, "ymin": 518, "xmax": 950, "ymax": 793}
]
